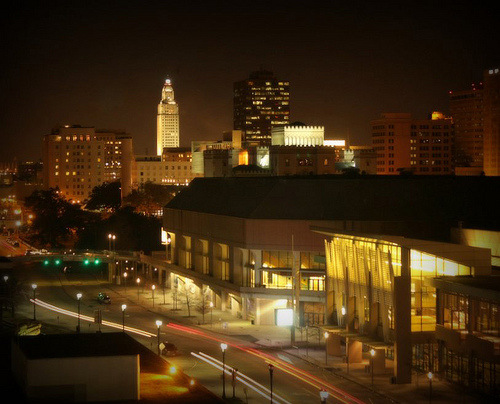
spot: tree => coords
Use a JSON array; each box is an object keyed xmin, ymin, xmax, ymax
[
  {"xmin": 85, "ymin": 181, "xmax": 121, "ymax": 212},
  {"xmin": 196, "ymin": 285, "xmax": 211, "ymax": 324},
  {"xmin": 123, "ymin": 182, "xmax": 181, "ymax": 215},
  {"xmin": 24, "ymin": 188, "xmax": 86, "ymax": 247}
]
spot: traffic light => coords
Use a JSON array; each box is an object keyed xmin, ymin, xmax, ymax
[
  {"xmin": 83, "ymin": 259, "xmax": 90, "ymax": 265},
  {"xmin": 43, "ymin": 260, "xmax": 49, "ymax": 266},
  {"xmin": 55, "ymin": 259, "xmax": 61, "ymax": 265},
  {"xmin": 94, "ymin": 259, "xmax": 100, "ymax": 265}
]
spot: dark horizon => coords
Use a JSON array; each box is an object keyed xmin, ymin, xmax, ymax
[{"xmin": 1, "ymin": 1, "xmax": 499, "ymax": 162}]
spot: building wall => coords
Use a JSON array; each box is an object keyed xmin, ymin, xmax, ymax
[
  {"xmin": 42, "ymin": 126, "xmax": 133, "ymax": 203},
  {"xmin": 234, "ymin": 70, "xmax": 290, "ymax": 145},
  {"xmin": 271, "ymin": 126, "xmax": 325, "ymax": 146},
  {"xmin": 270, "ymin": 145, "xmax": 341, "ymax": 176},
  {"xmin": 449, "ymin": 85, "xmax": 484, "ymax": 168},
  {"xmin": 483, "ymin": 68, "xmax": 500, "ymax": 176},
  {"xmin": 11, "ymin": 344, "xmax": 139, "ymax": 402},
  {"xmin": 372, "ymin": 112, "xmax": 453, "ymax": 175}
]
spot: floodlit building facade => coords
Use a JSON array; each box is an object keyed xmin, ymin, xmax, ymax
[
  {"xmin": 314, "ymin": 228, "xmax": 491, "ymax": 384},
  {"xmin": 42, "ymin": 125, "xmax": 134, "ymax": 203},
  {"xmin": 132, "ymin": 148, "xmax": 198, "ymax": 188},
  {"xmin": 156, "ymin": 79, "xmax": 180, "ymax": 154},
  {"xmin": 371, "ymin": 112, "xmax": 453, "ymax": 175},
  {"xmin": 234, "ymin": 70, "xmax": 290, "ymax": 145},
  {"xmin": 271, "ymin": 125, "xmax": 325, "ymax": 146}
]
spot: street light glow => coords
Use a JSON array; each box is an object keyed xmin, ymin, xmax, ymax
[
  {"xmin": 220, "ymin": 342, "xmax": 227, "ymax": 352},
  {"xmin": 32, "ymin": 283, "xmax": 37, "ymax": 290},
  {"xmin": 156, "ymin": 320, "xmax": 162, "ymax": 328},
  {"xmin": 76, "ymin": 293, "xmax": 82, "ymax": 300},
  {"xmin": 121, "ymin": 304, "xmax": 127, "ymax": 311},
  {"xmin": 370, "ymin": 348, "xmax": 375, "ymax": 357}
]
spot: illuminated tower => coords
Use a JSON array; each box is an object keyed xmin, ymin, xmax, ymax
[{"xmin": 157, "ymin": 78, "xmax": 180, "ymax": 154}]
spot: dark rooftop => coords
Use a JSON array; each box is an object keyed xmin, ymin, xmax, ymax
[
  {"xmin": 165, "ymin": 175, "xmax": 500, "ymax": 228},
  {"xmin": 16, "ymin": 332, "xmax": 143, "ymax": 360}
]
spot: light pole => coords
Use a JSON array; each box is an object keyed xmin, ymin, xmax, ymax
[
  {"xmin": 121, "ymin": 304, "xmax": 127, "ymax": 332},
  {"xmin": 123, "ymin": 271, "xmax": 128, "ymax": 294},
  {"xmin": 3, "ymin": 275, "xmax": 8, "ymax": 283},
  {"xmin": 151, "ymin": 285, "xmax": 156, "ymax": 307},
  {"xmin": 221, "ymin": 343, "xmax": 227, "ymax": 398},
  {"xmin": 156, "ymin": 320, "xmax": 162, "ymax": 355},
  {"xmin": 76, "ymin": 293, "xmax": 82, "ymax": 333},
  {"xmin": 370, "ymin": 349, "xmax": 375, "ymax": 389},
  {"xmin": 210, "ymin": 301, "xmax": 214, "ymax": 327},
  {"xmin": 324, "ymin": 331, "xmax": 329, "ymax": 366},
  {"xmin": 31, "ymin": 284, "xmax": 37, "ymax": 320},
  {"xmin": 319, "ymin": 388, "xmax": 329, "ymax": 403},
  {"xmin": 232, "ymin": 368, "xmax": 238, "ymax": 398},
  {"xmin": 427, "ymin": 372, "xmax": 433, "ymax": 404},
  {"xmin": 136, "ymin": 277, "xmax": 141, "ymax": 301},
  {"xmin": 268, "ymin": 363, "xmax": 274, "ymax": 404}
]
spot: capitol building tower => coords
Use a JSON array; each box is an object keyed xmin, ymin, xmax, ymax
[{"xmin": 157, "ymin": 78, "xmax": 180, "ymax": 154}]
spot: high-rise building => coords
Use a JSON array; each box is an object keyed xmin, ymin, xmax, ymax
[
  {"xmin": 371, "ymin": 112, "xmax": 453, "ymax": 175},
  {"xmin": 157, "ymin": 79, "xmax": 180, "ymax": 154},
  {"xmin": 449, "ymin": 83, "xmax": 484, "ymax": 168},
  {"xmin": 42, "ymin": 125, "xmax": 133, "ymax": 203},
  {"xmin": 483, "ymin": 68, "xmax": 500, "ymax": 176},
  {"xmin": 233, "ymin": 70, "xmax": 290, "ymax": 145}
]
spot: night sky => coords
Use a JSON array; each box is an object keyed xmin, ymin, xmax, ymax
[{"xmin": 1, "ymin": 1, "xmax": 498, "ymax": 162}]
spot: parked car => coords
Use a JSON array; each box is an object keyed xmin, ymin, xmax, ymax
[
  {"xmin": 161, "ymin": 342, "xmax": 179, "ymax": 356},
  {"xmin": 97, "ymin": 292, "xmax": 111, "ymax": 304}
]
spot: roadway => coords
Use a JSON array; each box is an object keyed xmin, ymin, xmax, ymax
[{"xmin": 9, "ymin": 260, "xmax": 388, "ymax": 404}]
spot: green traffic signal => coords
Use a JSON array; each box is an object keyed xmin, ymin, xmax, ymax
[
  {"xmin": 94, "ymin": 259, "xmax": 100, "ymax": 265},
  {"xmin": 84, "ymin": 259, "xmax": 90, "ymax": 265},
  {"xmin": 43, "ymin": 260, "xmax": 49, "ymax": 266},
  {"xmin": 55, "ymin": 259, "xmax": 61, "ymax": 265}
]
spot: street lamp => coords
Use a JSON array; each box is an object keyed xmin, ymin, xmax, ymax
[
  {"xmin": 268, "ymin": 363, "xmax": 274, "ymax": 404},
  {"xmin": 156, "ymin": 320, "xmax": 162, "ymax": 355},
  {"xmin": 210, "ymin": 301, "xmax": 214, "ymax": 327},
  {"xmin": 3, "ymin": 275, "xmax": 8, "ymax": 282},
  {"xmin": 427, "ymin": 371, "xmax": 433, "ymax": 404},
  {"xmin": 220, "ymin": 343, "xmax": 228, "ymax": 398},
  {"xmin": 31, "ymin": 284, "xmax": 37, "ymax": 320},
  {"xmin": 319, "ymin": 388, "xmax": 329, "ymax": 403},
  {"xmin": 324, "ymin": 331, "xmax": 329, "ymax": 366},
  {"xmin": 136, "ymin": 277, "xmax": 141, "ymax": 301},
  {"xmin": 121, "ymin": 304, "xmax": 127, "ymax": 332},
  {"xmin": 151, "ymin": 284, "xmax": 156, "ymax": 307},
  {"xmin": 370, "ymin": 349, "xmax": 375, "ymax": 389},
  {"xmin": 76, "ymin": 293, "xmax": 82, "ymax": 333},
  {"xmin": 123, "ymin": 271, "xmax": 128, "ymax": 294}
]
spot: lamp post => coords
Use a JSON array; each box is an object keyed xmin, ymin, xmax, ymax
[
  {"xmin": 427, "ymin": 372, "xmax": 433, "ymax": 404},
  {"xmin": 121, "ymin": 304, "xmax": 127, "ymax": 332},
  {"xmin": 319, "ymin": 388, "xmax": 329, "ymax": 403},
  {"xmin": 76, "ymin": 293, "xmax": 82, "ymax": 333},
  {"xmin": 136, "ymin": 277, "xmax": 141, "ymax": 301},
  {"xmin": 210, "ymin": 301, "xmax": 214, "ymax": 327},
  {"xmin": 268, "ymin": 363, "xmax": 274, "ymax": 404},
  {"xmin": 324, "ymin": 331, "xmax": 329, "ymax": 366},
  {"xmin": 3, "ymin": 275, "xmax": 8, "ymax": 283},
  {"xmin": 370, "ymin": 349, "xmax": 375, "ymax": 389},
  {"xmin": 220, "ymin": 343, "xmax": 227, "ymax": 398},
  {"xmin": 123, "ymin": 271, "xmax": 128, "ymax": 294},
  {"xmin": 156, "ymin": 320, "xmax": 162, "ymax": 355},
  {"xmin": 232, "ymin": 368, "xmax": 238, "ymax": 398},
  {"xmin": 31, "ymin": 284, "xmax": 37, "ymax": 320},
  {"xmin": 151, "ymin": 285, "xmax": 156, "ymax": 307}
]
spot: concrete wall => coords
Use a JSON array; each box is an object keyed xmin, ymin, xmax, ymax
[{"xmin": 20, "ymin": 354, "xmax": 139, "ymax": 402}]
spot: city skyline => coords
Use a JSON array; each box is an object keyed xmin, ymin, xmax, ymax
[{"xmin": 1, "ymin": 2, "xmax": 499, "ymax": 162}]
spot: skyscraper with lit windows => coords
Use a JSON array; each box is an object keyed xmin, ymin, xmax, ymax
[
  {"xmin": 157, "ymin": 78, "xmax": 180, "ymax": 154},
  {"xmin": 233, "ymin": 70, "xmax": 290, "ymax": 145}
]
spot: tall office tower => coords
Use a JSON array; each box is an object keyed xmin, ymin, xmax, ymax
[
  {"xmin": 449, "ymin": 83, "xmax": 484, "ymax": 168},
  {"xmin": 233, "ymin": 70, "xmax": 290, "ymax": 145},
  {"xmin": 483, "ymin": 68, "xmax": 500, "ymax": 176},
  {"xmin": 157, "ymin": 78, "xmax": 180, "ymax": 155},
  {"xmin": 371, "ymin": 112, "xmax": 453, "ymax": 175},
  {"xmin": 42, "ymin": 125, "xmax": 133, "ymax": 203}
]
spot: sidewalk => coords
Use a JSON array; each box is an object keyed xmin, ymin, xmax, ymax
[{"xmin": 112, "ymin": 282, "xmax": 489, "ymax": 404}]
